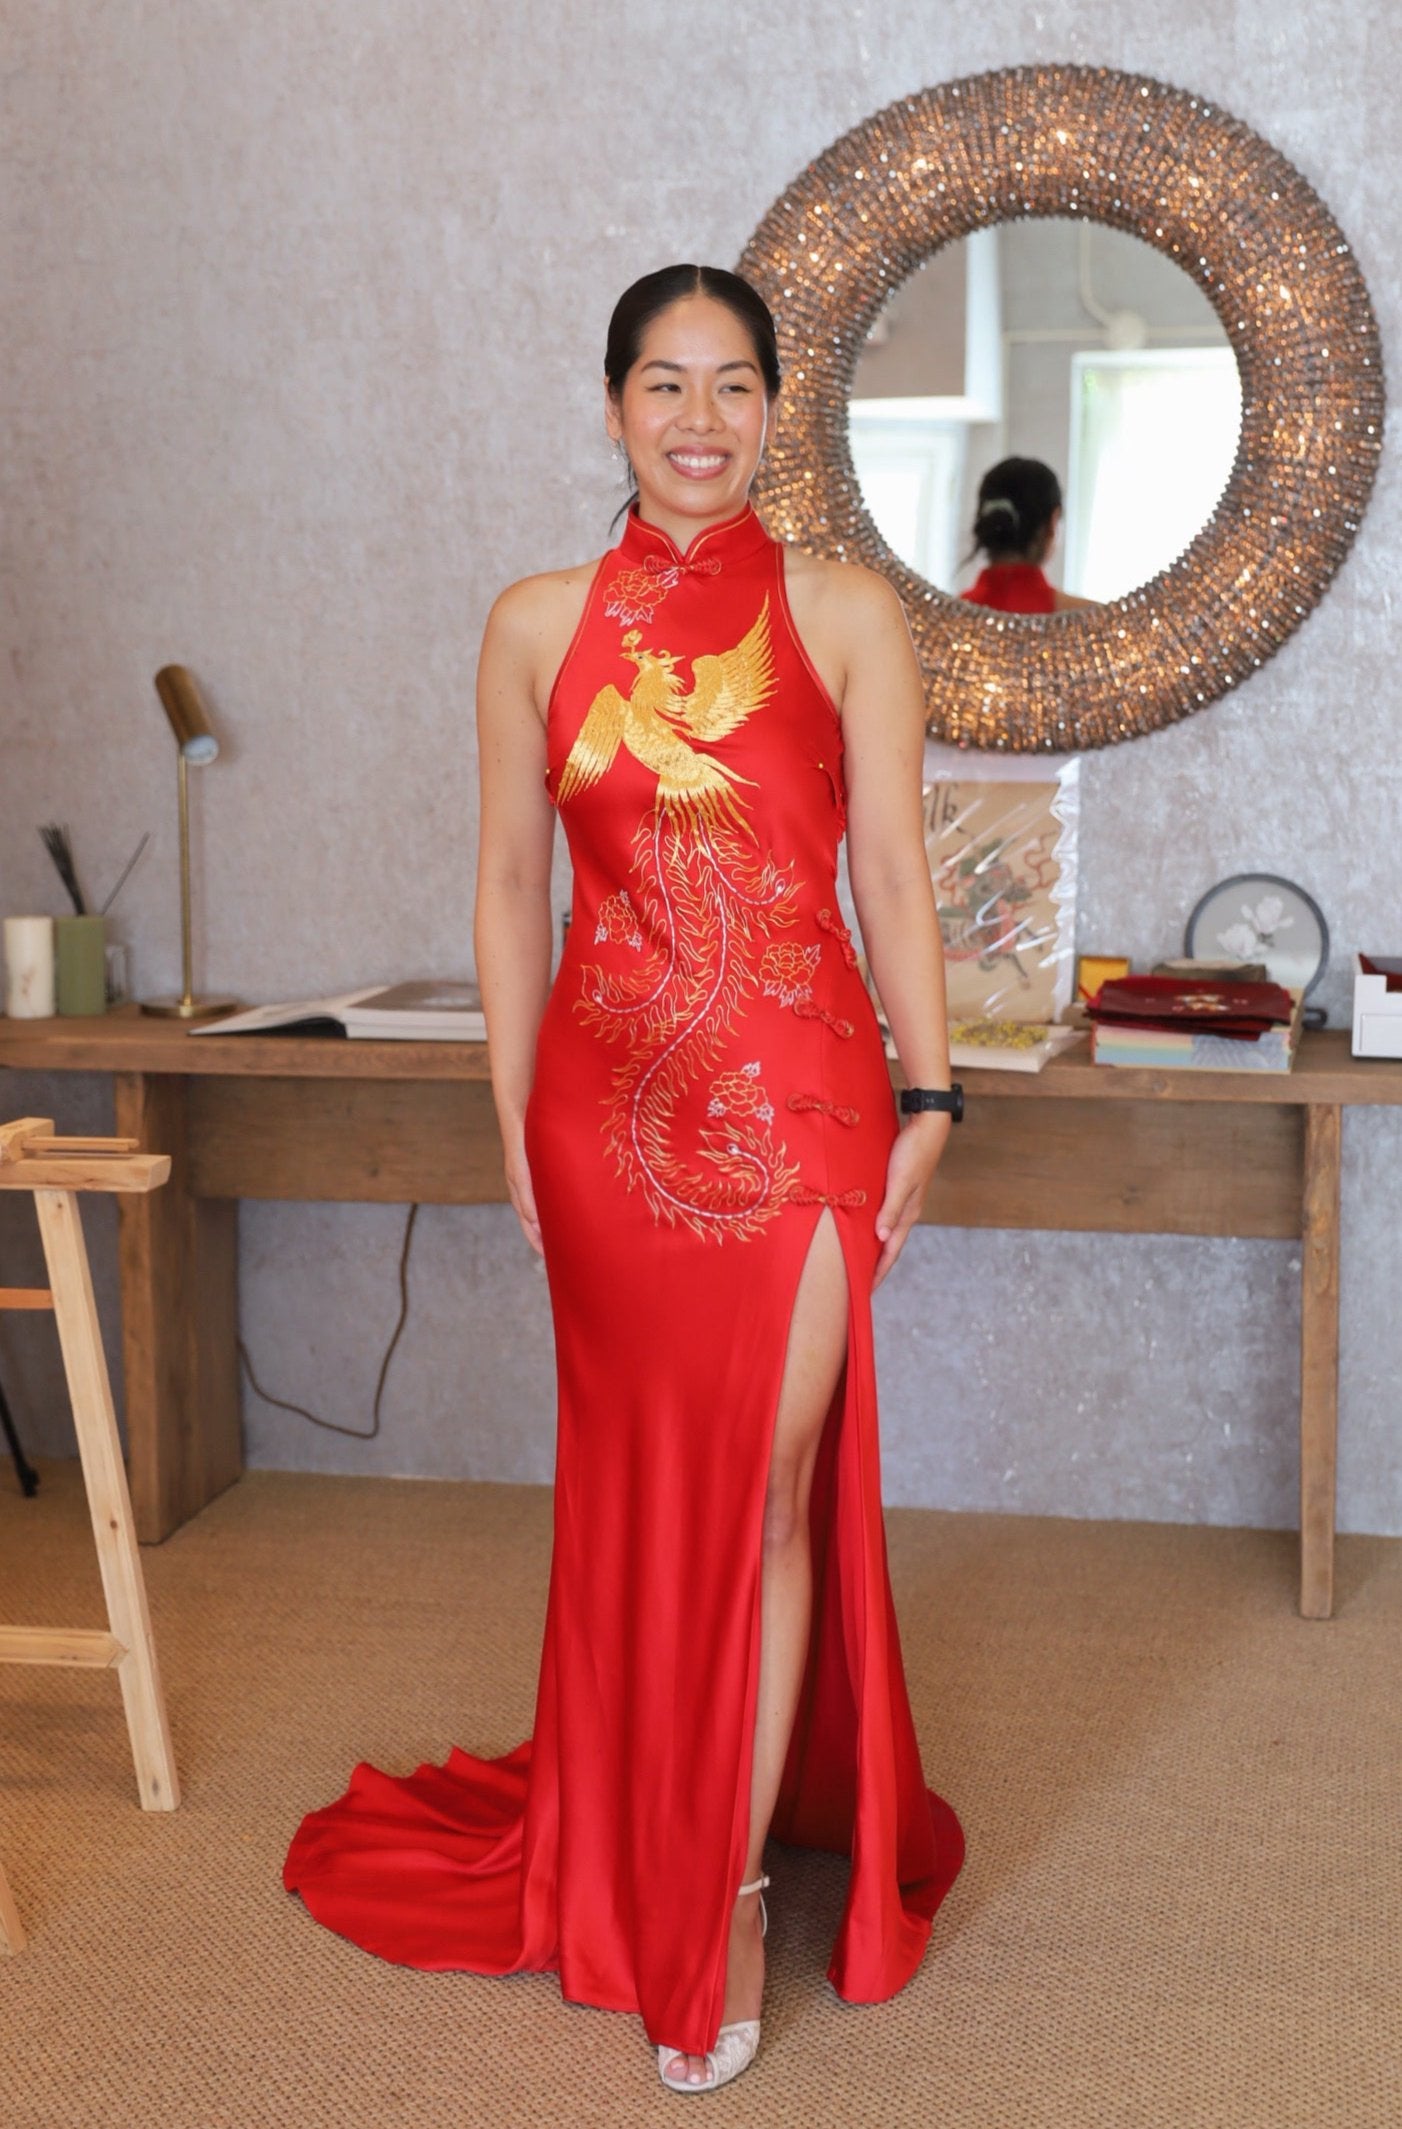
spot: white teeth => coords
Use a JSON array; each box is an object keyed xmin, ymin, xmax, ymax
[{"xmin": 671, "ymin": 453, "xmax": 726, "ymax": 470}]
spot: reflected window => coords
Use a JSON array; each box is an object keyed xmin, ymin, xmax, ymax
[
  {"xmin": 1065, "ymin": 350, "xmax": 1242, "ymax": 600},
  {"xmin": 848, "ymin": 405, "xmax": 967, "ymax": 587}
]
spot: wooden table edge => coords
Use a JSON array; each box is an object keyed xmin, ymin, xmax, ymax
[{"xmin": 2, "ymin": 1017, "xmax": 1401, "ymax": 1102}]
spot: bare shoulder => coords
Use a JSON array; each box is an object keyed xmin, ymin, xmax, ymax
[
  {"xmin": 486, "ymin": 557, "xmax": 604, "ymax": 647},
  {"xmin": 483, "ymin": 555, "xmax": 606, "ymax": 715},
  {"xmin": 780, "ymin": 548, "xmax": 914, "ymax": 711},
  {"xmin": 781, "ymin": 548, "xmax": 908, "ymax": 632}
]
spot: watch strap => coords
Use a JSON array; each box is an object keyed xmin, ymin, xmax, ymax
[{"xmin": 899, "ymin": 1084, "xmax": 965, "ymax": 1122}]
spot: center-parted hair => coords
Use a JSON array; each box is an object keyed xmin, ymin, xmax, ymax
[{"xmin": 605, "ymin": 265, "xmax": 782, "ymax": 402}]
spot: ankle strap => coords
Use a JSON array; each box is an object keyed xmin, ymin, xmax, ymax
[{"xmin": 737, "ymin": 1873, "xmax": 770, "ymax": 1896}]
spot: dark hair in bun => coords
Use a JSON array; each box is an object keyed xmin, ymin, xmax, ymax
[{"xmin": 971, "ymin": 457, "xmax": 1063, "ymax": 562}]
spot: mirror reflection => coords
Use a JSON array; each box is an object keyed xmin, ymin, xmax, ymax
[{"xmin": 849, "ymin": 219, "xmax": 1241, "ymax": 606}]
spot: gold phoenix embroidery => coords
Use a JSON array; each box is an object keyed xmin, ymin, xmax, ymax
[
  {"xmin": 557, "ymin": 597, "xmax": 775, "ymax": 833},
  {"xmin": 558, "ymin": 600, "xmax": 801, "ymax": 1239}
]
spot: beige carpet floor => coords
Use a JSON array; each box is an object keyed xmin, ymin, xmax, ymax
[{"xmin": 1, "ymin": 1461, "xmax": 1399, "ymax": 2129}]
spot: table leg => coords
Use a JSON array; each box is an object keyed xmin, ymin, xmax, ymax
[
  {"xmin": 1299, "ymin": 1102, "xmax": 1342, "ymax": 1619},
  {"xmin": 113, "ymin": 1072, "xmax": 241, "ymax": 1544}
]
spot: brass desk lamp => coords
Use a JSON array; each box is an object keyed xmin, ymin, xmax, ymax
[{"xmin": 140, "ymin": 665, "xmax": 237, "ymax": 1020}]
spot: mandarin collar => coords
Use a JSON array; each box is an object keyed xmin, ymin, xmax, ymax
[{"xmin": 618, "ymin": 503, "xmax": 772, "ymax": 570}]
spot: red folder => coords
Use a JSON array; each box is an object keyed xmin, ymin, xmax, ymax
[{"xmin": 1085, "ymin": 975, "xmax": 1295, "ymax": 1038}]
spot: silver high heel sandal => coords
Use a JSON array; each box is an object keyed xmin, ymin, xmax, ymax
[{"xmin": 657, "ymin": 1873, "xmax": 770, "ymax": 2095}]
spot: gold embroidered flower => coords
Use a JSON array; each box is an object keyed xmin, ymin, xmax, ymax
[
  {"xmin": 708, "ymin": 1064, "xmax": 775, "ymax": 1124},
  {"xmin": 760, "ymin": 941, "xmax": 821, "ymax": 1006}
]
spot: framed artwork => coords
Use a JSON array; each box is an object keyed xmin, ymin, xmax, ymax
[{"xmin": 923, "ymin": 760, "xmax": 1080, "ymax": 1023}]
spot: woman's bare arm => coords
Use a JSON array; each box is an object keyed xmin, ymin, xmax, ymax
[
  {"xmin": 839, "ymin": 573, "xmax": 950, "ymax": 1088},
  {"xmin": 790, "ymin": 556, "xmax": 953, "ymax": 1286},
  {"xmin": 473, "ymin": 578, "xmax": 567, "ymax": 1252}
]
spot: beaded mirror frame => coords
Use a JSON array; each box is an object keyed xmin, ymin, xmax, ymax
[{"xmin": 737, "ymin": 65, "xmax": 1385, "ymax": 751}]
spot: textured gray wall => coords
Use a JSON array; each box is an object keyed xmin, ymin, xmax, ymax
[{"xmin": 2, "ymin": 4, "xmax": 1398, "ymax": 1532}]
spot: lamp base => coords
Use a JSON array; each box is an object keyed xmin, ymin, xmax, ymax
[{"xmin": 140, "ymin": 996, "xmax": 241, "ymax": 1022}]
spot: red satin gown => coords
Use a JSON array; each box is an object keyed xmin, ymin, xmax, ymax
[{"xmin": 283, "ymin": 503, "xmax": 964, "ymax": 2057}]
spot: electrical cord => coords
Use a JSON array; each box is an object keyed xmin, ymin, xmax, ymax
[{"xmin": 237, "ymin": 1203, "xmax": 419, "ymax": 1442}]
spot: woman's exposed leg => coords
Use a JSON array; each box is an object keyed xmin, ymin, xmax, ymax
[{"xmin": 666, "ymin": 1210, "xmax": 850, "ymax": 2086}]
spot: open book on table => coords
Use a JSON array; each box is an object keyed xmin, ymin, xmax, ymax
[{"xmin": 190, "ymin": 981, "xmax": 486, "ymax": 1042}]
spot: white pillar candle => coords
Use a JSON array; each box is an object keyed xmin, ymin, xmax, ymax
[{"xmin": 4, "ymin": 916, "xmax": 56, "ymax": 1018}]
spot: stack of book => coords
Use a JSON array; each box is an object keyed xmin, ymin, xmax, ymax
[{"xmin": 1086, "ymin": 974, "xmax": 1302, "ymax": 1072}]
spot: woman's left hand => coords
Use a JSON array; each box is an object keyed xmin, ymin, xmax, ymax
[{"xmin": 873, "ymin": 1116, "xmax": 950, "ymax": 1290}]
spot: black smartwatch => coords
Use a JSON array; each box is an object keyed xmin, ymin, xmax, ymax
[{"xmin": 899, "ymin": 1084, "xmax": 965, "ymax": 1123}]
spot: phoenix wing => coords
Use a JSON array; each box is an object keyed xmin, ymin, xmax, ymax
[
  {"xmin": 628, "ymin": 716, "xmax": 755, "ymax": 829},
  {"xmin": 556, "ymin": 683, "xmax": 627, "ymax": 804},
  {"xmin": 670, "ymin": 598, "xmax": 775, "ymax": 741}
]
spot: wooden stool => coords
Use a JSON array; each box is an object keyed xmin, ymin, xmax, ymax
[{"xmin": 0, "ymin": 1119, "xmax": 180, "ymax": 1856}]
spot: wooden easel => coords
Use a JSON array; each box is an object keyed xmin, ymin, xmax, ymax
[{"xmin": 0, "ymin": 1118, "xmax": 181, "ymax": 1948}]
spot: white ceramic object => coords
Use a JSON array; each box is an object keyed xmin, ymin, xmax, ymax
[{"xmin": 3, "ymin": 916, "xmax": 56, "ymax": 1018}]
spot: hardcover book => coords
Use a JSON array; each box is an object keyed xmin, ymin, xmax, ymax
[{"xmin": 1091, "ymin": 986, "xmax": 1303, "ymax": 1072}]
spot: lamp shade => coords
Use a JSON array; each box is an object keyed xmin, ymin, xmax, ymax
[{"xmin": 154, "ymin": 665, "xmax": 219, "ymax": 764}]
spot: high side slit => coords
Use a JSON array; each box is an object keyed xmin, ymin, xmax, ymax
[{"xmin": 282, "ymin": 503, "xmax": 964, "ymax": 2056}]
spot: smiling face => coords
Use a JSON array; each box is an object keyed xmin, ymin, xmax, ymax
[{"xmin": 604, "ymin": 294, "xmax": 773, "ymax": 548}]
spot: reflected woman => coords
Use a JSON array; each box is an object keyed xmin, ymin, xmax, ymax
[{"xmin": 961, "ymin": 456, "xmax": 1100, "ymax": 613}]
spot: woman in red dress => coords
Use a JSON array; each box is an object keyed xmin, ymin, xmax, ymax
[
  {"xmin": 284, "ymin": 265, "xmax": 964, "ymax": 2096},
  {"xmin": 961, "ymin": 455, "xmax": 1099, "ymax": 613}
]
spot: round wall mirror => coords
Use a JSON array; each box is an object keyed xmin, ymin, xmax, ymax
[{"xmin": 738, "ymin": 66, "xmax": 1384, "ymax": 751}]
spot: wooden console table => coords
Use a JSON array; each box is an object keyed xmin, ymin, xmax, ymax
[{"xmin": 2, "ymin": 1013, "xmax": 1398, "ymax": 1617}]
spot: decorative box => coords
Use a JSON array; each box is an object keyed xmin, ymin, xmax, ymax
[{"xmin": 1352, "ymin": 954, "xmax": 1402, "ymax": 1059}]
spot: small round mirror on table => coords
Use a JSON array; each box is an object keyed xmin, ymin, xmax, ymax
[{"xmin": 738, "ymin": 65, "xmax": 1385, "ymax": 752}]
